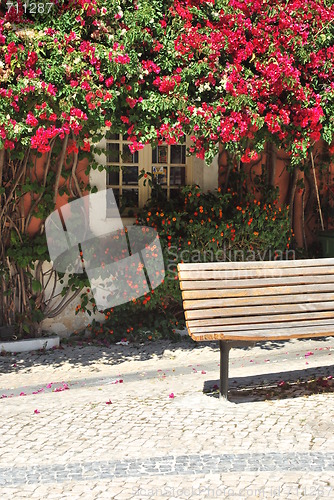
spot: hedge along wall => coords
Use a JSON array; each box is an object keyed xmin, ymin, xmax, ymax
[{"xmin": 218, "ymin": 140, "xmax": 334, "ymax": 251}]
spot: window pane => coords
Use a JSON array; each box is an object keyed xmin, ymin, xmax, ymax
[
  {"xmin": 157, "ymin": 146, "xmax": 168, "ymax": 163},
  {"xmin": 122, "ymin": 145, "xmax": 138, "ymax": 163},
  {"xmin": 106, "ymin": 143, "xmax": 120, "ymax": 163},
  {"xmin": 152, "ymin": 165, "xmax": 167, "ymax": 185},
  {"xmin": 171, "ymin": 145, "xmax": 186, "ymax": 164},
  {"xmin": 170, "ymin": 167, "xmax": 185, "ymax": 186},
  {"xmin": 122, "ymin": 166, "xmax": 138, "ymax": 185},
  {"xmin": 121, "ymin": 189, "xmax": 139, "ymax": 208},
  {"xmin": 108, "ymin": 168, "xmax": 120, "ymax": 185}
]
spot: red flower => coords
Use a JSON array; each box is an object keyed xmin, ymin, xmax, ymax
[{"xmin": 26, "ymin": 112, "xmax": 38, "ymax": 127}]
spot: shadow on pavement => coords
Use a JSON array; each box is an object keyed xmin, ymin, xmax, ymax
[
  {"xmin": 204, "ymin": 364, "xmax": 334, "ymax": 403},
  {"xmin": 0, "ymin": 335, "xmax": 333, "ymax": 376}
]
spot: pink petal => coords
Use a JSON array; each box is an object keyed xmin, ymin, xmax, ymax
[
  {"xmin": 34, "ymin": 409, "xmax": 40, "ymax": 414},
  {"xmin": 105, "ymin": 400, "xmax": 112, "ymax": 405},
  {"xmin": 169, "ymin": 393, "xmax": 175, "ymax": 399}
]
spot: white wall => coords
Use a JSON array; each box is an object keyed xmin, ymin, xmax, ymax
[{"xmin": 191, "ymin": 153, "xmax": 219, "ymax": 192}]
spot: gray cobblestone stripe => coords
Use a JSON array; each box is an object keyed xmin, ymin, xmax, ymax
[{"xmin": 1, "ymin": 452, "xmax": 333, "ymax": 485}]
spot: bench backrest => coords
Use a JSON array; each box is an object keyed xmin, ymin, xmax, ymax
[{"xmin": 177, "ymin": 258, "xmax": 334, "ymax": 341}]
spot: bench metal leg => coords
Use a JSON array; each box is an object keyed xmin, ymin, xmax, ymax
[{"xmin": 219, "ymin": 341, "xmax": 231, "ymax": 401}]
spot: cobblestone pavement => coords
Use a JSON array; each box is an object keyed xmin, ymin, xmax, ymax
[{"xmin": 0, "ymin": 336, "xmax": 333, "ymax": 499}]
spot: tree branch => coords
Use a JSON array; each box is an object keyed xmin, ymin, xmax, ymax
[{"xmin": 53, "ymin": 134, "xmax": 69, "ymax": 204}]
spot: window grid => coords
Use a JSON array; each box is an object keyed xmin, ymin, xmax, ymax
[
  {"xmin": 152, "ymin": 144, "xmax": 187, "ymax": 199},
  {"xmin": 106, "ymin": 134, "xmax": 188, "ymax": 213},
  {"xmin": 106, "ymin": 133, "xmax": 140, "ymax": 215}
]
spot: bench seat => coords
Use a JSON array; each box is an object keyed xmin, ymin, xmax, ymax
[{"xmin": 178, "ymin": 258, "xmax": 334, "ymax": 400}]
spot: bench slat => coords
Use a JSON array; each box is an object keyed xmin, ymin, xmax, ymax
[
  {"xmin": 184, "ymin": 301, "xmax": 334, "ymax": 320},
  {"xmin": 187, "ymin": 310, "xmax": 334, "ymax": 327},
  {"xmin": 178, "ymin": 266, "xmax": 334, "ymax": 281},
  {"xmin": 181, "ymin": 283, "xmax": 334, "ymax": 300},
  {"xmin": 179, "ymin": 275, "xmax": 334, "ymax": 290},
  {"xmin": 188, "ymin": 324, "xmax": 334, "ymax": 342},
  {"xmin": 186, "ymin": 318, "xmax": 334, "ymax": 333},
  {"xmin": 183, "ymin": 292, "xmax": 334, "ymax": 310},
  {"xmin": 177, "ymin": 258, "xmax": 334, "ymax": 271}
]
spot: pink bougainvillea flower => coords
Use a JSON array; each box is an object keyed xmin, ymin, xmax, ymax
[
  {"xmin": 106, "ymin": 399, "xmax": 112, "ymax": 404},
  {"xmin": 32, "ymin": 388, "xmax": 44, "ymax": 394},
  {"xmin": 53, "ymin": 383, "xmax": 69, "ymax": 392},
  {"xmin": 169, "ymin": 393, "xmax": 175, "ymax": 398},
  {"xmin": 34, "ymin": 409, "xmax": 40, "ymax": 414},
  {"xmin": 19, "ymin": 392, "xmax": 26, "ymax": 396},
  {"xmin": 305, "ymin": 351, "xmax": 314, "ymax": 357},
  {"xmin": 201, "ymin": 370, "xmax": 206, "ymax": 374},
  {"xmin": 107, "ymin": 379, "xmax": 123, "ymax": 385}
]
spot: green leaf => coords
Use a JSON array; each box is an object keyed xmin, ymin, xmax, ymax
[{"xmin": 32, "ymin": 279, "xmax": 42, "ymax": 293}]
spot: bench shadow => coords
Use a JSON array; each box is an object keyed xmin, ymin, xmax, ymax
[{"xmin": 203, "ymin": 365, "xmax": 334, "ymax": 403}]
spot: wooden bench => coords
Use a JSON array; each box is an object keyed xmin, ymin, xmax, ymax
[{"xmin": 177, "ymin": 258, "xmax": 334, "ymax": 400}]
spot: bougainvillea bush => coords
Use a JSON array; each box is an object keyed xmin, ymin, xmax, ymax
[{"xmin": 0, "ymin": 0, "xmax": 333, "ymax": 335}]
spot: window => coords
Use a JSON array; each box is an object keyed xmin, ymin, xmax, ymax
[
  {"xmin": 106, "ymin": 132, "xmax": 140, "ymax": 216},
  {"xmin": 152, "ymin": 144, "xmax": 187, "ymax": 201},
  {"xmin": 105, "ymin": 133, "xmax": 190, "ymax": 216}
]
